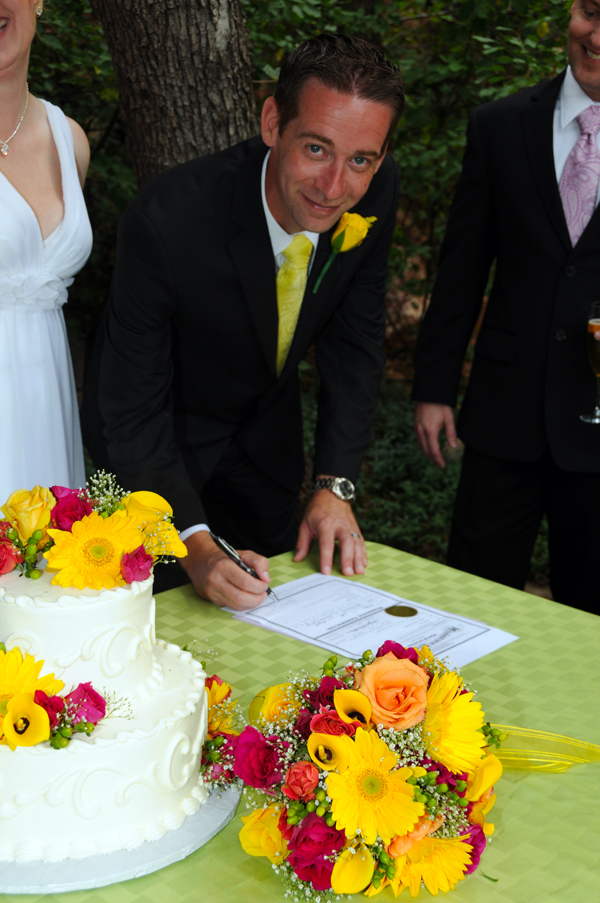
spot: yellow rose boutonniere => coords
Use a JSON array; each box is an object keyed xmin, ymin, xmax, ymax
[{"xmin": 312, "ymin": 212, "xmax": 377, "ymax": 294}]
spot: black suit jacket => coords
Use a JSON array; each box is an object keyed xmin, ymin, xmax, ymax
[
  {"xmin": 413, "ymin": 71, "xmax": 600, "ymax": 472},
  {"xmin": 84, "ymin": 137, "xmax": 399, "ymax": 529}
]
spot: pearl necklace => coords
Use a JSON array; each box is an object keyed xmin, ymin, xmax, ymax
[{"xmin": 1, "ymin": 83, "xmax": 29, "ymax": 156}]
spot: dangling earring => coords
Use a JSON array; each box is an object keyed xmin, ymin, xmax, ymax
[{"xmin": 36, "ymin": 6, "xmax": 43, "ymax": 16}]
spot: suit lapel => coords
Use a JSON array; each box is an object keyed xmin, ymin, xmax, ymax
[
  {"xmin": 228, "ymin": 145, "xmax": 279, "ymax": 379},
  {"xmin": 522, "ymin": 71, "xmax": 572, "ymax": 254}
]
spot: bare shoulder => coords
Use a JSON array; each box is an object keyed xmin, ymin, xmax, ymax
[{"xmin": 66, "ymin": 116, "xmax": 91, "ymax": 187}]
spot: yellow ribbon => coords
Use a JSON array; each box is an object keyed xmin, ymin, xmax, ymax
[{"xmin": 492, "ymin": 724, "xmax": 600, "ymax": 772}]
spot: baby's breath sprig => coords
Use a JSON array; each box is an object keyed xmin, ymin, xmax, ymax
[
  {"xmin": 102, "ymin": 689, "xmax": 134, "ymax": 720},
  {"xmin": 86, "ymin": 470, "xmax": 128, "ymax": 517},
  {"xmin": 182, "ymin": 640, "xmax": 216, "ymax": 672}
]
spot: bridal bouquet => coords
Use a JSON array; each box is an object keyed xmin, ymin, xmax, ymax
[{"xmin": 234, "ymin": 642, "xmax": 503, "ymax": 899}]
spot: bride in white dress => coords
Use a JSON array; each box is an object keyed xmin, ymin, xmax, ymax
[{"xmin": 0, "ymin": 1, "xmax": 92, "ymax": 503}]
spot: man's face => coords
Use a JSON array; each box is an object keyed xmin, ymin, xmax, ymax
[
  {"xmin": 261, "ymin": 79, "xmax": 393, "ymax": 234},
  {"xmin": 569, "ymin": 0, "xmax": 600, "ymax": 101}
]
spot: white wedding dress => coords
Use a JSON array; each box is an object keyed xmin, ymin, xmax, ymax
[{"xmin": 0, "ymin": 99, "xmax": 93, "ymax": 504}]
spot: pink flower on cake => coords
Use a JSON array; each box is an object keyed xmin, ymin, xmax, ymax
[
  {"xmin": 282, "ymin": 761, "xmax": 319, "ymax": 801},
  {"xmin": 34, "ymin": 689, "xmax": 65, "ymax": 730},
  {"xmin": 233, "ymin": 725, "xmax": 288, "ymax": 791},
  {"xmin": 0, "ymin": 528, "xmax": 23, "ymax": 575},
  {"xmin": 120, "ymin": 545, "xmax": 153, "ymax": 583},
  {"xmin": 49, "ymin": 486, "xmax": 93, "ymax": 532},
  {"xmin": 65, "ymin": 682, "xmax": 106, "ymax": 725}
]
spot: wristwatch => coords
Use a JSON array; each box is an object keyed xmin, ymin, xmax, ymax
[{"xmin": 313, "ymin": 477, "xmax": 356, "ymax": 503}]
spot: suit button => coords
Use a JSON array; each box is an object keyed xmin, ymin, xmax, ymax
[
  {"xmin": 565, "ymin": 265, "xmax": 576, "ymax": 276},
  {"xmin": 556, "ymin": 329, "xmax": 567, "ymax": 341}
]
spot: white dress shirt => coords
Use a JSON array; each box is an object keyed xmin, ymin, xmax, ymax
[
  {"xmin": 179, "ymin": 150, "xmax": 320, "ymax": 542},
  {"xmin": 553, "ymin": 65, "xmax": 600, "ymax": 206}
]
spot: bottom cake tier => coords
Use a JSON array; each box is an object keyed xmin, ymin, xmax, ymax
[{"xmin": 0, "ymin": 641, "xmax": 208, "ymax": 863}]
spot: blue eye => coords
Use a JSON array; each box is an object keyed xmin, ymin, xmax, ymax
[
  {"xmin": 353, "ymin": 156, "xmax": 367, "ymax": 166},
  {"xmin": 309, "ymin": 145, "xmax": 322, "ymax": 154}
]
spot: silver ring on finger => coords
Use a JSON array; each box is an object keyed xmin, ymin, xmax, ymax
[{"xmin": 351, "ymin": 532, "xmax": 361, "ymax": 539}]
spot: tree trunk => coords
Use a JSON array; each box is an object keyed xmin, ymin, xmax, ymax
[{"xmin": 89, "ymin": 0, "xmax": 257, "ymax": 187}]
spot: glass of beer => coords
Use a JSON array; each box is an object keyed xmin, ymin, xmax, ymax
[{"xmin": 581, "ymin": 301, "xmax": 600, "ymax": 424}]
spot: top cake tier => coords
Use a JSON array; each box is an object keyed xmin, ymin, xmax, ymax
[{"xmin": 0, "ymin": 568, "xmax": 159, "ymax": 703}]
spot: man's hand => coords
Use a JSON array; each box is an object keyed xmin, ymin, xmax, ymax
[
  {"xmin": 180, "ymin": 531, "xmax": 270, "ymax": 610},
  {"xmin": 414, "ymin": 402, "xmax": 458, "ymax": 469},
  {"xmin": 294, "ymin": 489, "xmax": 367, "ymax": 577}
]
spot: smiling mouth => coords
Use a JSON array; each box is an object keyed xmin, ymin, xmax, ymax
[
  {"xmin": 303, "ymin": 195, "xmax": 340, "ymax": 214},
  {"xmin": 584, "ymin": 46, "xmax": 600, "ymax": 61}
]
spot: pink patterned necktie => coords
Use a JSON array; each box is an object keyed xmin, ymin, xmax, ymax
[{"xmin": 559, "ymin": 105, "xmax": 600, "ymax": 246}]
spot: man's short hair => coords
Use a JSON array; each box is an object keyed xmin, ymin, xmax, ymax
[{"xmin": 274, "ymin": 34, "xmax": 405, "ymax": 150}]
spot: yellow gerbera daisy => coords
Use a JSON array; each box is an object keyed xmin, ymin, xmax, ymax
[
  {"xmin": 45, "ymin": 511, "xmax": 142, "ymax": 590},
  {"xmin": 327, "ymin": 728, "xmax": 424, "ymax": 845},
  {"xmin": 422, "ymin": 671, "xmax": 486, "ymax": 773},
  {"xmin": 0, "ymin": 647, "xmax": 64, "ymax": 707},
  {"xmin": 206, "ymin": 680, "xmax": 239, "ymax": 738},
  {"xmin": 391, "ymin": 835, "xmax": 472, "ymax": 897}
]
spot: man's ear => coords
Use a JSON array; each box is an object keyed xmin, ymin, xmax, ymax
[{"xmin": 261, "ymin": 96, "xmax": 280, "ymax": 147}]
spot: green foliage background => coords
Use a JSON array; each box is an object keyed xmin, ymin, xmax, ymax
[{"xmin": 30, "ymin": 0, "xmax": 567, "ymax": 578}]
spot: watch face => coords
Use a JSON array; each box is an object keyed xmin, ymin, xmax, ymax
[{"xmin": 337, "ymin": 479, "xmax": 355, "ymax": 501}]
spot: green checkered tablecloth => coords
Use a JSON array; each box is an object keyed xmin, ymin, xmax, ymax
[{"xmin": 7, "ymin": 543, "xmax": 600, "ymax": 902}]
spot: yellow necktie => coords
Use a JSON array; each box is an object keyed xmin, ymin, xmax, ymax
[{"xmin": 276, "ymin": 234, "xmax": 313, "ymax": 376}]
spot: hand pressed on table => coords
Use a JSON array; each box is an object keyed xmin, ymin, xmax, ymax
[{"xmin": 294, "ymin": 487, "xmax": 367, "ymax": 577}]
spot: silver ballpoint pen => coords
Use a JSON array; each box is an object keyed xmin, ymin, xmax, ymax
[{"xmin": 209, "ymin": 532, "xmax": 279, "ymax": 599}]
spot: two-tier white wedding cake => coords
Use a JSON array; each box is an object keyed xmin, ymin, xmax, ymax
[{"xmin": 0, "ymin": 567, "xmax": 208, "ymax": 863}]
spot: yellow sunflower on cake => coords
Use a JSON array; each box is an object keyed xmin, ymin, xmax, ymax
[
  {"xmin": 422, "ymin": 670, "xmax": 486, "ymax": 773},
  {"xmin": 326, "ymin": 728, "xmax": 425, "ymax": 845},
  {"xmin": 45, "ymin": 511, "xmax": 142, "ymax": 590}
]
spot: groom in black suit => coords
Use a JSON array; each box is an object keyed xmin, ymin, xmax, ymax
[
  {"xmin": 412, "ymin": 1, "xmax": 600, "ymax": 614},
  {"xmin": 84, "ymin": 35, "xmax": 402, "ymax": 609}
]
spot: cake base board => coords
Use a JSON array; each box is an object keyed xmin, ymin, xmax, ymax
[{"xmin": 0, "ymin": 785, "xmax": 241, "ymax": 894}]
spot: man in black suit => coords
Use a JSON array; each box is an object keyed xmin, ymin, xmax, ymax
[
  {"xmin": 412, "ymin": 1, "xmax": 600, "ymax": 615},
  {"xmin": 84, "ymin": 35, "xmax": 402, "ymax": 609}
]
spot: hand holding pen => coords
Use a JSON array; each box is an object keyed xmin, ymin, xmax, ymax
[
  {"xmin": 179, "ymin": 530, "xmax": 274, "ymax": 610},
  {"xmin": 210, "ymin": 532, "xmax": 279, "ymax": 600}
]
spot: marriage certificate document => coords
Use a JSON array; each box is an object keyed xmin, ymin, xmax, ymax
[{"xmin": 227, "ymin": 574, "xmax": 518, "ymax": 667}]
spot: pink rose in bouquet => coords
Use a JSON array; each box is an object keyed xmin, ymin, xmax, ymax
[
  {"xmin": 120, "ymin": 545, "xmax": 153, "ymax": 583},
  {"xmin": 460, "ymin": 824, "xmax": 486, "ymax": 874},
  {"xmin": 287, "ymin": 813, "xmax": 346, "ymax": 890},
  {"xmin": 50, "ymin": 486, "xmax": 93, "ymax": 532},
  {"xmin": 282, "ymin": 761, "xmax": 319, "ymax": 801},
  {"xmin": 289, "ymin": 812, "xmax": 346, "ymax": 858},
  {"xmin": 376, "ymin": 640, "xmax": 419, "ymax": 665},
  {"xmin": 310, "ymin": 706, "xmax": 358, "ymax": 737},
  {"xmin": 0, "ymin": 532, "xmax": 22, "ymax": 575},
  {"xmin": 303, "ymin": 675, "xmax": 345, "ymax": 710},
  {"xmin": 34, "ymin": 690, "xmax": 65, "ymax": 729},
  {"xmin": 233, "ymin": 725, "xmax": 288, "ymax": 791},
  {"xmin": 294, "ymin": 707, "xmax": 313, "ymax": 739},
  {"xmin": 287, "ymin": 852, "xmax": 336, "ymax": 891},
  {"xmin": 65, "ymin": 682, "xmax": 106, "ymax": 725}
]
